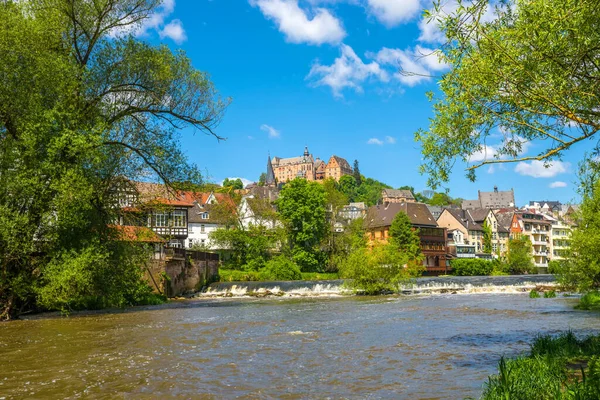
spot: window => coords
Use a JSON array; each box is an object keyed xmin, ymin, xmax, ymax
[
  {"xmin": 493, "ymin": 221, "xmax": 497, "ymax": 229},
  {"xmin": 202, "ymin": 213, "xmax": 209, "ymax": 219},
  {"xmin": 492, "ymin": 232, "xmax": 497, "ymax": 240},
  {"xmin": 201, "ymin": 239, "xmax": 206, "ymax": 244},
  {"xmin": 154, "ymin": 212, "xmax": 168, "ymax": 227},
  {"xmin": 201, "ymin": 224, "xmax": 205, "ymax": 233},
  {"xmin": 188, "ymin": 239, "xmax": 193, "ymax": 248},
  {"xmin": 172, "ymin": 210, "xmax": 186, "ymax": 228}
]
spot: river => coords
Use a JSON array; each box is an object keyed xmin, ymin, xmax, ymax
[{"xmin": 1, "ymin": 278, "xmax": 598, "ymax": 399}]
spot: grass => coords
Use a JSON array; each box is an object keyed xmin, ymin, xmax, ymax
[
  {"xmin": 218, "ymin": 269, "xmax": 339, "ymax": 282},
  {"xmin": 481, "ymin": 332, "xmax": 600, "ymax": 399},
  {"xmin": 576, "ymin": 291, "xmax": 600, "ymax": 310},
  {"xmin": 530, "ymin": 290, "xmax": 541, "ymax": 298}
]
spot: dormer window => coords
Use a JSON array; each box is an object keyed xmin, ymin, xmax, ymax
[{"xmin": 202, "ymin": 212, "xmax": 209, "ymax": 219}]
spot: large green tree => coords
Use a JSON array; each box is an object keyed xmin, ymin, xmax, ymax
[
  {"xmin": 388, "ymin": 211, "xmax": 422, "ymax": 261},
  {"xmin": 507, "ymin": 237, "xmax": 535, "ymax": 274},
  {"xmin": 276, "ymin": 178, "xmax": 327, "ymax": 272},
  {"xmin": 417, "ymin": 0, "xmax": 600, "ymax": 188},
  {"xmin": 482, "ymin": 220, "xmax": 493, "ymax": 254},
  {"xmin": 0, "ymin": 0, "xmax": 227, "ymax": 319}
]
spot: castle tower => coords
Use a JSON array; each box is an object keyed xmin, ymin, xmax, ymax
[{"xmin": 265, "ymin": 154, "xmax": 276, "ymax": 187}]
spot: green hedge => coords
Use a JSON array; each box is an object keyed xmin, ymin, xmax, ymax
[{"xmin": 450, "ymin": 258, "xmax": 495, "ymax": 276}]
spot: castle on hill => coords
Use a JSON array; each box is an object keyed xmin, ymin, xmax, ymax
[{"xmin": 265, "ymin": 146, "xmax": 353, "ymax": 185}]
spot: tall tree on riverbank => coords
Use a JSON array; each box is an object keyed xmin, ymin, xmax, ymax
[
  {"xmin": 276, "ymin": 178, "xmax": 327, "ymax": 272},
  {"xmin": 507, "ymin": 237, "xmax": 534, "ymax": 274},
  {"xmin": 388, "ymin": 211, "xmax": 422, "ymax": 261},
  {"xmin": 482, "ymin": 220, "xmax": 493, "ymax": 254},
  {"xmin": 0, "ymin": 0, "xmax": 228, "ymax": 319},
  {"xmin": 417, "ymin": 0, "xmax": 600, "ymax": 188}
]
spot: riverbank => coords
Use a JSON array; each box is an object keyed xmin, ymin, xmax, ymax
[{"xmin": 481, "ymin": 331, "xmax": 600, "ymax": 399}]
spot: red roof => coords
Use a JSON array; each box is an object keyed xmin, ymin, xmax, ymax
[{"xmin": 111, "ymin": 225, "xmax": 165, "ymax": 243}]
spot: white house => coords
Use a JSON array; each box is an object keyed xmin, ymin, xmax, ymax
[
  {"xmin": 186, "ymin": 192, "xmax": 235, "ymax": 250},
  {"xmin": 238, "ymin": 186, "xmax": 280, "ymax": 229}
]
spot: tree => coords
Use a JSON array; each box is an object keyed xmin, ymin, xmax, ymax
[
  {"xmin": 258, "ymin": 173, "xmax": 267, "ymax": 187},
  {"xmin": 428, "ymin": 192, "xmax": 453, "ymax": 206},
  {"xmin": 353, "ymin": 159, "xmax": 362, "ymax": 186},
  {"xmin": 338, "ymin": 175, "xmax": 358, "ymax": 203},
  {"xmin": 355, "ymin": 177, "xmax": 392, "ymax": 206},
  {"xmin": 339, "ymin": 243, "xmax": 423, "ymax": 294},
  {"xmin": 557, "ymin": 163, "xmax": 600, "ymax": 291},
  {"xmin": 388, "ymin": 211, "xmax": 422, "ymax": 261},
  {"xmin": 507, "ymin": 237, "xmax": 535, "ymax": 274},
  {"xmin": 417, "ymin": 0, "xmax": 600, "ymax": 188},
  {"xmin": 482, "ymin": 220, "xmax": 493, "ymax": 254},
  {"xmin": 276, "ymin": 178, "xmax": 328, "ymax": 272},
  {"xmin": 0, "ymin": 0, "xmax": 228, "ymax": 319},
  {"xmin": 223, "ymin": 178, "xmax": 243, "ymax": 190}
]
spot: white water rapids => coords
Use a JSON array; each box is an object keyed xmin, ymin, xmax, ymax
[{"xmin": 199, "ymin": 275, "xmax": 558, "ymax": 298}]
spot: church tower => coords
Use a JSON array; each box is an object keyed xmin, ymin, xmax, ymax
[{"xmin": 265, "ymin": 153, "xmax": 276, "ymax": 187}]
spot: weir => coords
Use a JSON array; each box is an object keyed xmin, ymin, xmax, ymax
[{"xmin": 201, "ymin": 274, "xmax": 557, "ymax": 298}]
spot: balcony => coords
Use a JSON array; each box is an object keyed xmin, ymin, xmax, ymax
[
  {"xmin": 533, "ymin": 240, "xmax": 548, "ymax": 246},
  {"xmin": 535, "ymin": 262, "xmax": 549, "ymax": 268}
]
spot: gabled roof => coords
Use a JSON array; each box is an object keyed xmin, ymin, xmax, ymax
[
  {"xmin": 328, "ymin": 155, "xmax": 352, "ymax": 170},
  {"xmin": 441, "ymin": 208, "xmax": 484, "ymax": 231},
  {"xmin": 365, "ymin": 202, "xmax": 438, "ymax": 229},
  {"xmin": 382, "ymin": 189, "xmax": 415, "ymax": 200},
  {"xmin": 494, "ymin": 210, "xmax": 515, "ymax": 232}
]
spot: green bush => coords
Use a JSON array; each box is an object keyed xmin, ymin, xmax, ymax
[
  {"xmin": 482, "ymin": 332, "xmax": 600, "ymax": 400},
  {"xmin": 544, "ymin": 290, "xmax": 557, "ymax": 298},
  {"xmin": 450, "ymin": 258, "xmax": 495, "ymax": 276},
  {"xmin": 339, "ymin": 244, "xmax": 423, "ymax": 295},
  {"xmin": 529, "ymin": 290, "xmax": 541, "ymax": 298},
  {"xmin": 218, "ymin": 269, "xmax": 262, "ymax": 282},
  {"xmin": 548, "ymin": 260, "xmax": 566, "ymax": 275},
  {"xmin": 576, "ymin": 291, "xmax": 600, "ymax": 310},
  {"xmin": 260, "ymin": 257, "xmax": 302, "ymax": 281}
]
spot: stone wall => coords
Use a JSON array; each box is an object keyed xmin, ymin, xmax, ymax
[{"xmin": 144, "ymin": 251, "xmax": 219, "ymax": 297}]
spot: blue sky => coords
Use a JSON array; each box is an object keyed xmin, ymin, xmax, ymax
[{"xmin": 139, "ymin": 0, "xmax": 588, "ymax": 206}]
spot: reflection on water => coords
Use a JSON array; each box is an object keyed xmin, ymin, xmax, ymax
[{"xmin": 0, "ymin": 294, "xmax": 596, "ymax": 399}]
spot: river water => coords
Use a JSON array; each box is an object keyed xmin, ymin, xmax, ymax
[{"xmin": 1, "ymin": 279, "xmax": 599, "ymax": 399}]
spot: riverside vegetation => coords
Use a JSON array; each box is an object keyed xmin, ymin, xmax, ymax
[{"xmin": 0, "ymin": 0, "xmax": 228, "ymax": 319}]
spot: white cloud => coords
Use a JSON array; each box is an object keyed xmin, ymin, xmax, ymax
[
  {"xmin": 549, "ymin": 181, "xmax": 567, "ymax": 188},
  {"xmin": 367, "ymin": 138, "xmax": 384, "ymax": 145},
  {"xmin": 159, "ymin": 19, "xmax": 187, "ymax": 44},
  {"xmin": 514, "ymin": 160, "xmax": 570, "ymax": 178},
  {"xmin": 260, "ymin": 124, "xmax": 281, "ymax": 138},
  {"xmin": 251, "ymin": 0, "xmax": 346, "ymax": 45},
  {"xmin": 372, "ymin": 45, "xmax": 448, "ymax": 86},
  {"xmin": 308, "ymin": 44, "xmax": 389, "ymax": 97},
  {"xmin": 110, "ymin": 0, "xmax": 186, "ymax": 44},
  {"xmin": 385, "ymin": 136, "xmax": 396, "ymax": 144},
  {"xmin": 418, "ymin": 0, "xmax": 497, "ymax": 44},
  {"xmin": 469, "ymin": 145, "xmax": 498, "ymax": 162},
  {"xmin": 367, "ymin": 0, "xmax": 422, "ymax": 27}
]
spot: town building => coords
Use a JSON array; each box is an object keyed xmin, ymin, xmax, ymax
[
  {"xmin": 339, "ymin": 202, "xmax": 367, "ymax": 221},
  {"xmin": 238, "ymin": 186, "xmax": 280, "ymax": 229},
  {"xmin": 382, "ymin": 189, "xmax": 416, "ymax": 203},
  {"xmin": 512, "ymin": 210, "xmax": 552, "ymax": 270},
  {"xmin": 364, "ymin": 202, "xmax": 448, "ymax": 274},
  {"xmin": 446, "ymin": 228, "xmax": 476, "ymax": 259},
  {"xmin": 185, "ymin": 192, "xmax": 237, "ymax": 250},
  {"xmin": 325, "ymin": 155, "xmax": 353, "ymax": 181},
  {"xmin": 462, "ymin": 186, "xmax": 516, "ymax": 209}
]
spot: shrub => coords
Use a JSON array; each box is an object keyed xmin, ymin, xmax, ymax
[
  {"xmin": 218, "ymin": 269, "xmax": 262, "ymax": 282},
  {"xmin": 482, "ymin": 332, "xmax": 600, "ymax": 399},
  {"xmin": 548, "ymin": 260, "xmax": 566, "ymax": 275},
  {"xmin": 260, "ymin": 257, "xmax": 302, "ymax": 281},
  {"xmin": 529, "ymin": 290, "xmax": 541, "ymax": 298},
  {"xmin": 576, "ymin": 291, "xmax": 600, "ymax": 310},
  {"xmin": 450, "ymin": 258, "xmax": 495, "ymax": 276},
  {"xmin": 544, "ymin": 290, "xmax": 557, "ymax": 298},
  {"xmin": 339, "ymin": 244, "xmax": 423, "ymax": 295}
]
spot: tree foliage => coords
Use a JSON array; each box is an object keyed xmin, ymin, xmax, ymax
[
  {"xmin": 353, "ymin": 159, "xmax": 362, "ymax": 186},
  {"xmin": 507, "ymin": 237, "xmax": 535, "ymax": 274},
  {"xmin": 0, "ymin": 0, "xmax": 227, "ymax": 319},
  {"xmin": 388, "ymin": 211, "xmax": 422, "ymax": 261},
  {"xmin": 222, "ymin": 178, "xmax": 243, "ymax": 190},
  {"xmin": 417, "ymin": 0, "xmax": 600, "ymax": 188},
  {"xmin": 482, "ymin": 220, "xmax": 493, "ymax": 254},
  {"xmin": 276, "ymin": 178, "xmax": 328, "ymax": 272}
]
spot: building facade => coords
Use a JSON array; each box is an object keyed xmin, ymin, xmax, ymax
[
  {"xmin": 268, "ymin": 148, "xmax": 352, "ymax": 184},
  {"xmin": 364, "ymin": 202, "xmax": 448, "ymax": 274}
]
